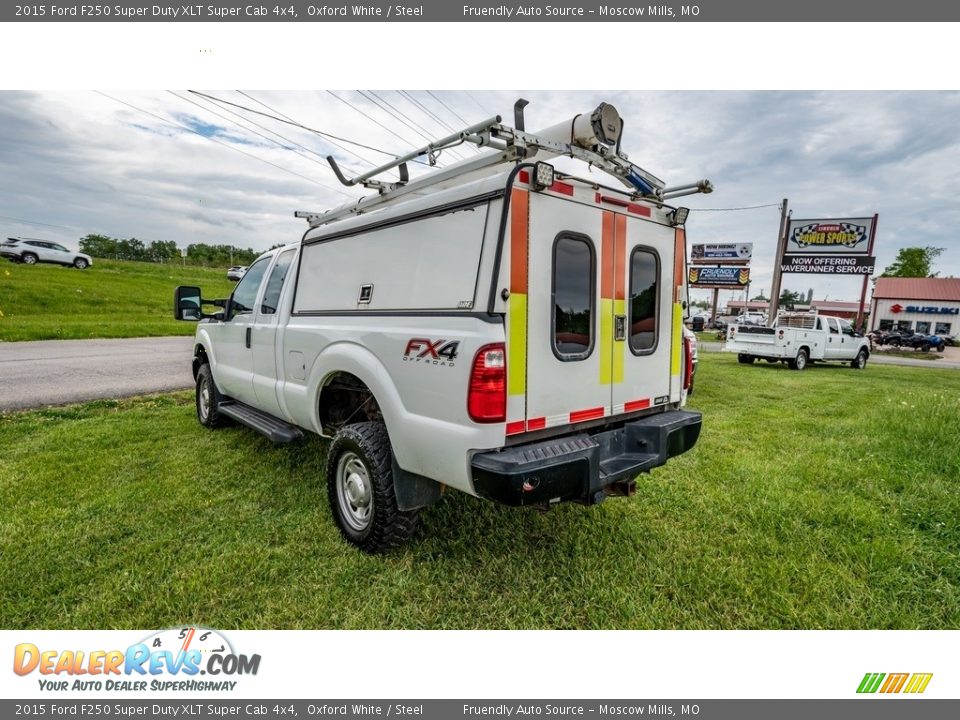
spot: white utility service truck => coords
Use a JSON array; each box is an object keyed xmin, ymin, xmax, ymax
[
  {"xmin": 725, "ymin": 312, "xmax": 871, "ymax": 370},
  {"xmin": 174, "ymin": 100, "xmax": 711, "ymax": 552}
]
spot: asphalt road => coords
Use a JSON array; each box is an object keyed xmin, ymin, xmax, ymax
[{"xmin": 0, "ymin": 336, "xmax": 195, "ymax": 412}]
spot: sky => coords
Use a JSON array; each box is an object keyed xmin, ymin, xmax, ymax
[{"xmin": 1, "ymin": 90, "xmax": 958, "ymax": 306}]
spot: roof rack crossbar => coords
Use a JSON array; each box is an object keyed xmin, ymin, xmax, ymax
[{"xmin": 297, "ymin": 100, "xmax": 708, "ymax": 229}]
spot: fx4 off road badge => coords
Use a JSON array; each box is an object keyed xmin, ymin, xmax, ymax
[{"xmin": 403, "ymin": 338, "xmax": 460, "ymax": 367}]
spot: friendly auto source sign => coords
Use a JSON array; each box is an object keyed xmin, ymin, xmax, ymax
[
  {"xmin": 786, "ymin": 217, "xmax": 874, "ymax": 254},
  {"xmin": 690, "ymin": 243, "xmax": 753, "ymax": 264},
  {"xmin": 688, "ymin": 266, "xmax": 750, "ymax": 288},
  {"xmin": 780, "ymin": 255, "xmax": 876, "ymax": 275}
]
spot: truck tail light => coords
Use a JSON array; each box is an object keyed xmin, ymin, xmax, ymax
[
  {"xmin": 468, "ymin": 343, "xmax": 506, "ymax": 423},
  {"xmin": 683, "ymin": 334, "xmax": 694, "ymax": 391}
]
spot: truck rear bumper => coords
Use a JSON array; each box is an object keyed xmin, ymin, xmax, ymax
[{"xmin": 470, "ymin": 409, "xmax": 702, "ymax": 506}]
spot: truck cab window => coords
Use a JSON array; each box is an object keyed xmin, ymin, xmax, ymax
[
  {"xmin": 230, "ymin": 257, "xmax": 270, "ymax": 315},
  {"xmin": 261, "ymin": 249, "xmax": 296, "ymax": 315},
  {"xmin": 629, "ymin": 248, "xmax": 659, "ymax": 354},
  {"xmin": 552, "ymin": 234, "xmax": 595, "ymax": 360},
  {"xmin": 828, "ymin": 318, "xmax": 839, "ymax": 334}
]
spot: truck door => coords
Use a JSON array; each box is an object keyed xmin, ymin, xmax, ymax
[
  {"xmin": 609, "ymin": 214, "xmax": 678, "ymax": 414},
  {"xmin": 250, "ymin": 248, "xmax": 296, "ymax": 417},
  {"xmin": 214, "ymin": 255, "xmax": 271, "ymax": 404},
  {"xmin": 521, "ymin": 192, "xmax": 610, "ymax": 431},
  {"xmin": 824, "ymin": 316, "xmax": 842, "ymax": 359}
]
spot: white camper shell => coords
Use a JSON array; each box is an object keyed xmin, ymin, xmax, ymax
[{"xmin": 175, "ymin": 100, "xmax": 708, "ymax": 552}]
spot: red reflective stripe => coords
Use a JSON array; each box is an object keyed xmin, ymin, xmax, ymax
[
  {"xmin": 527, "ymin": 417, "xmax": 546, "ymax": 431},
  {"xmin": 518, "ymin": 170, "xmax": 530, "ymax": 183},
  {"xmin": 625, "ymin": 398, "xmax": 651, "ymax": 413},
  {"xmin": 570, "ymin": 406, "xmax": 605, "ymax": 423},
  {"xmin": 506, "ymin": 420, "xmax": 526, "ymax": 435},
  {"xmin": 551, "ymin": 180, "xmax": 574, "ymax": 196},
  {"xmin": 598, "ymin": 194, "xmax": 651, "ymax": 217}
]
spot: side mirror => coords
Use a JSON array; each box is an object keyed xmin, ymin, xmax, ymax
[{"xmin": 174, "ymin": 285, "xmax": 202, "ymax": 321}]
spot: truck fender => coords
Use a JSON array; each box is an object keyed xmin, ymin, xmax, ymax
[
  {"xmin": 305, "ymin": 341, "xmax": 442, "ymax": 510},
  {"xmin": 192, "ymin": 327, "xmax": 218, "ymax": 379}
]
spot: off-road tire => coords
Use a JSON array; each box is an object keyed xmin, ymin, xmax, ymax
[
  {"xmin": 326, "ymin": 422, "xmax": 418, "ymax": 554},
  {"xmin": 789, "ymin": 348, "xmax": 809, "ymax": 371},
  {"xmin": 21, "ymin": 253, "xmax": 38, "ymax": 265},
  {"xmin": 196, "ymin": 364, "xmax": 229, "ymax": 428},
  {"xmin": 921, "ymin": 342, "xmax": 931, "ymax": 352},
  {"xmin": 737, "ymin": 354, "xmax": 755, "ymax": 364},
  {"xmin": 851, "ymin": 349, "xmax": 868, "ymax": 370},
  {"xmin": 73, "ymin": 257, "xmax": 89, "ymax": 269}
]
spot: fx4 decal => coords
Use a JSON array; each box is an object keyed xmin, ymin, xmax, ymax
[{"xmin": 403, "ymin": 338, "xmax": 460, "ymax": 366}]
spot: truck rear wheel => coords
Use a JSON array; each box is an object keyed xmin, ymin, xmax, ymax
[
  {"xmin": 326, "ymin": 422, "xmax": 418, "ymax": 554},
  {"xmin": 196, "ymin": 364, "xmax": 229, "ymax": 428},
  {"xmin": 737, "ymin": 354, "xmax": 755, "ymax": 364},
  {"xmin": 789, "ymin": 348, "xmax": 808, "ymax": 371},
  {"xmin": 851, "ymin": 349, "xmax": 868, "ymax": 369}
]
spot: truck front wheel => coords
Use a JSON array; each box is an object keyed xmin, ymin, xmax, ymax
[
  {"xmin": 789, "ymin": 348, "xmax": 809, "ymax": 371},
  {"xmin": 326, "ymin": 422, "xmax": 418, "ymax": 554},
  {"xmin": 851, "ymin": 349, "xmax": 868, "ymax": 369},
  {"xmin": 196, "ymin": 364, "xmax": 229, "ymax": 428}
]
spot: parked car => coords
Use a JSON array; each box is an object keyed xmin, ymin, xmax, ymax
[
  {"xmin": 1, "ymin": 238, "xmax": 92, "ymax": 269},
  {"xmin": 737, "ymin": 312, "xmax": 766, "ymax": 326},
  {"xmin": 227, "ymin": 266, "xmax": 248, "ymax": 281},
  {"xmin": 726, "ymin": 312, "xmax": 869, "ymax": 370}
]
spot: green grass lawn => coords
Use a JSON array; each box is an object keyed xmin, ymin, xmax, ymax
[
  {"xmin": 1, "ymin": 353, "xmax": 958, "ymax": 629},
  {"xmin": 0, "ymin": 259, "xmax": 236, "ymax": 341}
]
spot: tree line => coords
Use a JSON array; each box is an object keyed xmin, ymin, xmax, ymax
[{"xmin": 78, "ymin": 234, "xmax": 261, "ymax": 267}]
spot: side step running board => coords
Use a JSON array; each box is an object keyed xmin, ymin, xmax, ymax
[{"xmin": 218, "ymin": 401, "xmax": 304, "ymax": 444}]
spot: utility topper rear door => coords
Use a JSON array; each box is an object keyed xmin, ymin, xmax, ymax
[{"xmin": 506, "ymin": 189, "xmax": 678, "ymax": 437}]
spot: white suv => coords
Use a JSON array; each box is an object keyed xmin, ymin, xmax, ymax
[{"xmin": 1, "ymin": 238, "xmax": 93, "ymax": 269}]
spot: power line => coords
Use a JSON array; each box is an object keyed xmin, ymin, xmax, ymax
[
  {"xmin": 236, "ymin": 90, "xmax": 392, "ymax": 174},
  {"xmin": 398, "ymin": 90, "xmax": 480, "ymax": 157},
  {"xmin": 96, "ymin": 91, "xmax": 352, "ymax": 197},
  {"xmin": 326, "ymin": 90, "xmax": 434, "ymax": 160},
  {"xmin": 466, "ymin": 91, "xmax": 496, "ymax": 118},
  {"xmin": 426, "ymin": 89, "xmax": 470, "ymax": 126},
  {"xmin": 189, "ymin": 90, "xmax": 422, "ymax": 162},
  {"xmin": 690, "ymin": 203, "xmax": 782, "ymax": 212},
  {"xmin": 167, "ymin": 90, "xmax": 345, "ymax": 174},
  {"xmin": 0, "ymin": 215, "xmax": 74, "ymax": 231},
  {"xmin": 361, "ymin": 90, "xmax": 468, "ymax": 162}
]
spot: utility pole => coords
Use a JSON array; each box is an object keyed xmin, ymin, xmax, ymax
[{"xmin": 767, "ymin": 199, "xmax": 790, "ymax": 326}]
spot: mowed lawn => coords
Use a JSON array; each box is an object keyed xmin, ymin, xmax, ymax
[
  {"xmin": 0, "ymin": 259, "xmax": 236, "ymax": 341},
  {"xmin": 1, "ymin": 353, "xmax": 958, "ymax": 629}
]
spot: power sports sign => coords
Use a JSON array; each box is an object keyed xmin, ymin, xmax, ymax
[{"xmin": 786, "ymin": 217, "xmax": 874, "ymax": 255}]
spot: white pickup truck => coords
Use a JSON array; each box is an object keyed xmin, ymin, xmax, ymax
[
  {"xmin": 724, "ymin": 312, "xmax": 870, "ymax": 370},
  {"xmin": 173, "ymin": 101, "xmax": 709, "ymax": 552}
]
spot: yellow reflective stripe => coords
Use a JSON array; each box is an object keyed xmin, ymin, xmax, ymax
[
  {"xmin": 671, "ymin": 303, "xmax": 682, "ymax": 376},
  {"xmin": 599, "ymin": 298, "xmax": 613, "ymax": 385},
  {"xmin": 612, "ymin": 298, "xmax": 625, "ymax": 384},
  {"xmin": 508, "ymin": 292, "xmax": 527, "ymax": 396}
]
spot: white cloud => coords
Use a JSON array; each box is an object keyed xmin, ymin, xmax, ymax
[{"xmin": 1, "ymin": 90, "xmax": 958, "ymax": 304}]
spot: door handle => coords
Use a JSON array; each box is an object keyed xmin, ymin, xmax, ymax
[
  {"xmin": 245, "ymin": 327, "xmax": 251, "ymax": 349},
  {"xmin": 615, "ymin": 314, "xmax": 626, "ymax": 342}
]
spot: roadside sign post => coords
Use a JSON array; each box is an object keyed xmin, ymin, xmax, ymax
[
  {"xmin": 767, "ymin": 198, "xmax": 789, "ymax": 326},
  {"xmin": 856, "ymin": 214, "xmax": 879, "ymax": 332}
]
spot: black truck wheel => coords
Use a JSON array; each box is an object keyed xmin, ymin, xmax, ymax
[
  {"xmin": 196, "ymin": 364, "xmax": 229, "ymax": 428},
  {"xmin": 851, "ymin": 349, "xmax": 868, "ymax": 369},
  {"xmin": 326, "ymin": 422, "xmax": 418, "ymax": 554},
  {"xmin": 737, "ymin": 354, "xmax": 755, "ymax": 364},
  {"xmin": 789, "ymin": 348, "xmax": 809, "ymax": 371}
]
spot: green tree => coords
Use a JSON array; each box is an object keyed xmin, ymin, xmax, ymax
[
  {"xmin": 881, "ymin": 246, "xmax": 944, "ymax": 278},
  {"xmin": 779, "ymin": 289, "xmax": 802, "ymax": 309},
  {"xmin": 751, "ymin": 291, "xmax": 768, "ymax": 301}
]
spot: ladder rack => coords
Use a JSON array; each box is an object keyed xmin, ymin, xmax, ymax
[{"xmin": 295, "ymin": 99, "xmax": 712, "ymax": 228}]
